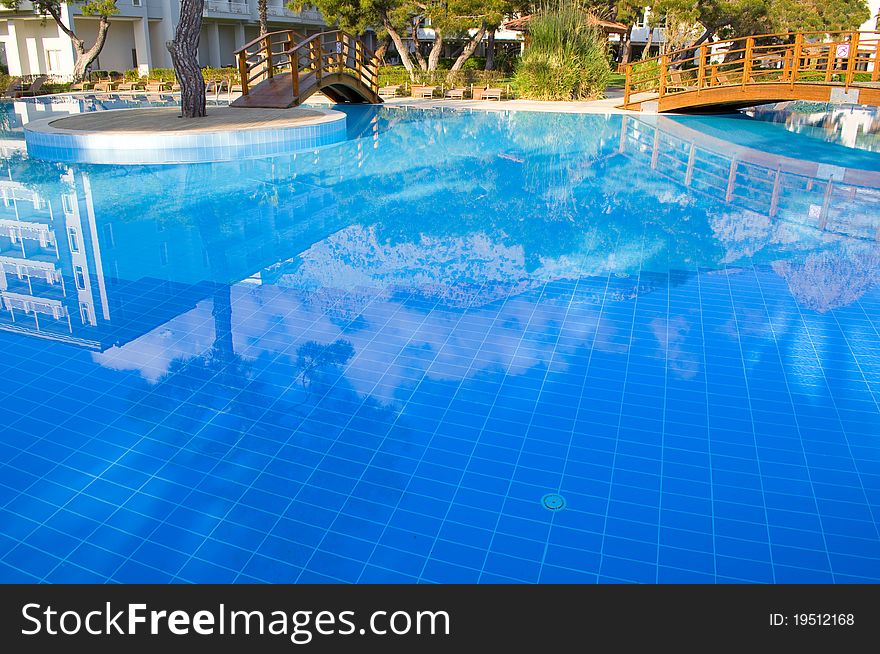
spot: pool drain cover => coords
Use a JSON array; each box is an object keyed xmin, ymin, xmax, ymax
[{"xmin": 542, "ymin": 493, "xmax": 566, "ymax": 511}]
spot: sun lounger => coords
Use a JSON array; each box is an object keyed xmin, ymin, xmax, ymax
[
  {"xmin": 378, "ymin": 85, "xmax": 400, "ymax": 98},
  {"xmin": 116, "ymin": 81, "xmax": 145, "ymax": 92},
  {"xmin": 665, "ymin": 70, "xmax": 698, "ymax": 92},
  {"xmin": 410, "ymin": 85, "xmax": 437, "ymax": 98},
  {"xmin": 1, "ymin": 77, "xmax": 23, "ymax": 98},
  {"xmin": 17, "ymin": 76, "xmax": 49, "ymax": 97},
  {"xmin": 444, "ymin": 87, "xmax": 466, "ymax": 99},
  {"xmin": 69, "ymin": 80, "xmax": 94, "ymax": 92},
  {"xmin": 145, "ymin": 81, "xmax": 172, "ymax": 92},
  {"xmin": 474, "ymin": 86, "xmax": 502, "ymax": 100}
]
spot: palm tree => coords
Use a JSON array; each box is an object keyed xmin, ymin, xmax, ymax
[{"xmin": 258, "ymin": 0, "xmax": 269, "ymax": 35}]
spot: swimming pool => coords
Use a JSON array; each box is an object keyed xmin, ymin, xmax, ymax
[{"xmin": 0, "ymin": 98, "xmax": 879, "ymax": 583}]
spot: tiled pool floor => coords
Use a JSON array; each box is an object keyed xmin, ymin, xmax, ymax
[{"xmin": 0, "ymin": 103, "xmax": 879, "ymax": 583}]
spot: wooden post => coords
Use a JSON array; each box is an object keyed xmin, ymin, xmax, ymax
[
  {"xmin": 845, "ymin": 31, "xmax": 859, "ymax": 89},
  {"xmin": 624, "ymin": 64, "xmax": 631, "ymax": 105},
  {"xmin": 659, "ymin": 55, "xmax": 668, "ymax": 98},
  {"xmin": 373, "ymin": 57, "xmax": 379, "ymax": 94},
  {"xmin": 790, "ymin": 32, "xmax": 803, "ymax": 89},
  {"xmin": 872, "ymin": 34, "xmax": 880, "ymax": 82},
  {"xmin": 743, "ymin": 37, "xmax": 754, "ymax": 85},
  {"xmin": 291, "ymin": 45, "xmax": 299, "ymax": 100},
  {"xmin": 264, "ymin": 36, "xmax": 274, "ymax": 79},
  {"xmin": 356, "ymin": 40, "xmax": 364, "ymax": 82},
  {"xmin": 287, "ymin": 31, "xmax": 297, "ymax": 73},
  {"xmin": 825, "ymin": 37, "xmax": 837, "ymax": 82},
  {"xmin": 312, "ymin": 40, "xmax": 321, "ymax": 82},
  {"xmin": 697, "ymin": 44, "xmax": 707, "ymax": 91},
  {"xmin": 339, "ymin": 33, "xmax": 346, "ymax": 74},
  {"xmin": 238, "ymin": 51, "xmax": 249, "ymax": 95}
]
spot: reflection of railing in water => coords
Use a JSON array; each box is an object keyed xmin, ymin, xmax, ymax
[{"xmin": 619, "ymin": 115, "xmax": 880, "ymax": 242}]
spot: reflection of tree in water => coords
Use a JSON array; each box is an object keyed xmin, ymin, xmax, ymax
[
  {"xmin": 126, "ymin": 284, "xmax": 257, "ymax": 456},
  {"xmin": 771, "ymin": 242, "xmax": 880, "ymax": 313},
  {"xmin": 294, "ymin": 339, "xmax": 354, "ymax": 394}
]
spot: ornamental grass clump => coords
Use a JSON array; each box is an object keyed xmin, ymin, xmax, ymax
[{"xmin": 513, "ymin": 1, "xmax": 611, "ymax": 101}]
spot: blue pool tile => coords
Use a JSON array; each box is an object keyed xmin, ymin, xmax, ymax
[{"xmin": 1, "ymin": 103, "xmax": 879, "ymax": 585}]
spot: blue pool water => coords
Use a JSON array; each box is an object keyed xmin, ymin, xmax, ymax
[{"xmin": 0, "ymin": 98, "xmax": 879, "ymax": 584}]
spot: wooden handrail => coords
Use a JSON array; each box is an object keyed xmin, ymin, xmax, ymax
[
  {"xmin": 623, "ymin": 29, "xmax": 880, "ymax": 107},
  {"xmin": 235, "ymin": 28, "xmax": 380, "ymax": 103},
  {"xmin": 233, "ymin": 29, "xmax": 303, "ymax": 56}
]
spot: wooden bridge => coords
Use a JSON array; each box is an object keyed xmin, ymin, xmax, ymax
[
  {"xmin": 231, "ymin": 29, "xmax": 381, "ymax": 109},
  {"xmin": 621, "ymin": 30, "xmax": 880, "ymax": 113}
]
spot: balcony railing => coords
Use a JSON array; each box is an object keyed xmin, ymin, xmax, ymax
[
  {"xmin": 204, "ymin": 1, "xmax": 249, "ymax": 14},
  {"xmin": 266, "ymin": 4, "xmax": 322, "ymax": 20}
]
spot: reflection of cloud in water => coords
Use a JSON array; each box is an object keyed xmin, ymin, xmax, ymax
[
  {"xmin": 92, "ymin": 301, "xmax": 215, "ymax": 382},
  {"xmin": 772, "ymin": 246, "xmax": 880, "ymax": 313},
  {"xmin": 89, "ymin": 275, "xmax": 646, "ymax": 403},
  {"xmin": 650, "ymin": 315, "xmax": 700, "ymax": 380}
]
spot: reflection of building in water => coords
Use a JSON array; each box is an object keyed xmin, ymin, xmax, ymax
[
  {"xmin": 0, "ymin": 165, "xmax": 213, "ymax": 349},
  {"xmin": 0, "ymin": 169, "xmax": 101, "ymax": 346},
  {"xmin": 745, "ymin": 104, "xmax": 880, "ymax": 152},
  {"xmin": 0, "ymin": 145, "xmax": 350, "ymax": 349}
]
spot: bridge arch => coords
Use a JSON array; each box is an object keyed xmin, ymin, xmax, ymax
[
  {"xmin": 621, "ymin": 30, "xmax": 880, "ymax": 113},
  {"xmin": 231, "ymin": 30, "xmax": 382, "ymax": 109}
]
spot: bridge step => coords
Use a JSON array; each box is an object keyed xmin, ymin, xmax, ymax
[{"xmin": 231, "ymin": 73, "xmax": 314, "ymax": 109}]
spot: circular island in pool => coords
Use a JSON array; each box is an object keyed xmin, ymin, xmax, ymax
[{"xmin": 22, "ymin": 105, "xmax": 347, "ymax": 165}]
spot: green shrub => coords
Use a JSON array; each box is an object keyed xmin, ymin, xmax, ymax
[
  {"xmin": 629, "ymin": 59, "xmax": 659, "ymax": 92},
  {"xmin": 512, "ymin": 0, "xmax": 611, "ymax": 100},
  {"xmin": 376, "ymin": 65, "xmax": 509, "ymax": 91}
]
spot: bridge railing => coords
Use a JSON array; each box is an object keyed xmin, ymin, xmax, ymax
[
  {"xmin": 623, "ymin": 30, "xmax": 880, "ymax": 107},
  {"xmin": 234, "ymin": 29, "xmax": 379, "ymax": 100}
]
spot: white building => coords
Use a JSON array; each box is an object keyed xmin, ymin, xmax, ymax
[
  {"xmin": 862, "ymin": 0, "xmax": 880, "ymax": 31},
  {"xmin": 0, "ymin": 1, "xmax": 327, "ymax": 79}
]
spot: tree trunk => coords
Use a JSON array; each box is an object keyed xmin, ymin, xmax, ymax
[
  {"xmin": 620, "ymin": 31, "xmax": 632, "ymax": 64},
  {"xmin": 427, "ymin": 29, "xmax": 443, "ymax": 71},
  {"xmin": 446, "ymin": 24, "xmax": 486, "ymax": 82},
  {"xmin": 168, "ymin": 0, "xmax": 206, "ymax": 118},
  {"xmin": 211, "ymin": 286, "xmax": 235, "ymax": 364},
  {"xmin": 485, "ymin": 28, "xmax": 496, "ymax": 70},
  {"xmin": 258, "ymin": 0, "xmax": 268, "ymax": 36},
  {"xmin": 375, "ymin": 35, "xmax": 391, "ymax": 65},
  {"xmin": 380, "ymin": 11, "xmax": 416, "ymax": 80},
  {"xmin": 412, "ymin": 21, "xmax": 428, "ymax": 70},
  {"xmin": 47, "ymin": 8, "xmax": 112, "ymax": 83},
  {"xmin": 641, "ymin": 22, "xmax": 654, "ymax": 59},
  {"xmin": 674, "ymin": 27, "xmax": 713, "ymax": 66}
]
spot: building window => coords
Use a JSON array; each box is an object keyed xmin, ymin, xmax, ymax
[
  {"xmin": 132, "ymin": 0, "xmax": 142, "ymax": 5},
  {"xmin": 67, "ymin": 226, "xmax": 80, "ymax": 253},
  {"xmin": 46, "ymin": 49, "xmax": 63, "ymax": 74},
  {"xmin": 61, "ymin": 193, "xmax": 75, "ymax": 215},
  {"xmin": 79, "ymin": 302, "xmax": 91, "ymax": 324},
  {"xmin": 74, "ymin": 265, "xmax": 86, "ymax": 290}
]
